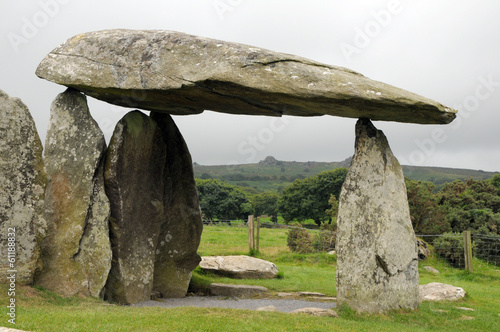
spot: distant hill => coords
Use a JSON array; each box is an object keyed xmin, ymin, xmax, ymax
[{"xmin": 193, "ymin": 156, "xmax": 498, "ymax": 193}]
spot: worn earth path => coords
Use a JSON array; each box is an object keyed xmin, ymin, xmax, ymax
[{"xmin": 132, "ymin": 296, "xmax": 336, "ymax": 313}]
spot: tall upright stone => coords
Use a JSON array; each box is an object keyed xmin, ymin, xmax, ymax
[
  {"xmin": 36, "ymin": 88, "xmax": 111, "ymax": 297},
  {"xmin": 0, "ymin": 90, "xmax": 46, "ymax": 285},
  {"xmin": 150, "ymin": 112, "xmax": 203, "ymax": 298},
  {"xmin": 104, "ymin": 111, "xmax": 166, "ymax": 304},
  {"xmin": 336, "ymin": 118, "xmax": 419, "ymax": 313}
]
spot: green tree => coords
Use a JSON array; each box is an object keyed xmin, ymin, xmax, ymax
[
  {"xmin": 405, "ymin": 178, "xmax": 448, "ymax": 234},
  {"xmin": 251, "ymin": 192, "xmax": 279, "ymax": 222},
  {"xmin": 278, "ymin": 168, "xmax": 347, "ymax": 226},
  {"xmin": 195, "ymin": 178, "xmax": 250, "ymax": 221},
  {"xmin": 489, "ymin": 173, "xmax": 500, "ymax": 196},
  {"xmin": 437, "ymin": 178, "xmax": 500, "ymax": 235},
  {"xmin": 325, "ymin": 195, "xmax": 339, "ymax": 230}
]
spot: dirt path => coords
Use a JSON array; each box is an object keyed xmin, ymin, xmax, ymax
[{"xmin": 132, "ymin": 296, "xmax": 336, "ymax": 313}]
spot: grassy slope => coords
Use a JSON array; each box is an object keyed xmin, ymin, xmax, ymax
[
  {"xmin": 194, "ymin": 160, "xmax": 498, "ymax": 192},
  {"xmin": 3, "ymin": 225, "xmax": 499, "ymax": 331}
]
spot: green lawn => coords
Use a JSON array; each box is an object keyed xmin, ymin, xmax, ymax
[{"xmin": 2, "ymin": 225, "xmax": 499, "ymax": 331}]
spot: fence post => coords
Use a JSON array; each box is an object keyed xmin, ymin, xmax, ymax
[
  {"xmin": 256, "ymin": 217, "xmax": 260, "ymax": 252},
  {"xmin": 248, "ymin": 215, "xmax": 254, "ymax": 251},
  {"xmin": 464, "ymin": 230, "xmax": 473, "ymax": 273}
]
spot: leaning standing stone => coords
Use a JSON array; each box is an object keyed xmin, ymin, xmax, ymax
[
  {"xmin": 336, "ymin": 118, "xmax": 419, "ymax": 313},
  {"xmin": 0, "ymin": 89, "xmax": 46, "ymax": 285},
  {"xmin": 150, "ymin": 112, "xmax": 203, "ymax": 298},
  {"xmin": 104, "ymin": 111, "xmax": 166, "ymax": 304},
  {"xmin": 36, "ymin": 88, "xmax": 111, "ymax": 297}
]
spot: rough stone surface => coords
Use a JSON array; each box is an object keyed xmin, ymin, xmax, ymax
[
  {"xmin": 423, "ymin": 266, "xmax": 440, "ymax": 274},
  {"xmin": 419, "ymin": 283, "xmax": 466, "ymax": 302},
  {"xmin": 290, "ymin": 307, "xmax": 338, "ymax": 317},
  {"xmin": 417, "ymin": 238, "xmax": 431, "ymax": 260},
  {"xmin": 151, "ymin": 112, "xmax": 203, "ymax": 298},
  {"xmin": 0, "ymin": 327, "xmax": 30, "ymax": 332},
  {"xmin": 104, "ymin": 110, "xmax": 166, "ymax": 304},
  {"xmin": 36, "ymin": 88, "xmax": 111, "ymax": 297},
  {"xmin": 209, "ymin": 283, "xmax": 269, "ymax": 297},
  {"xmin": 456, "ymin": 306, "xmax": 474, "ymax": 311},
  {"xmin": 36, "ymin": 29, "xmax": 456, "ymax": 124},
  {"xmin": 0, "ymin": 89, "xmax": 46, "ymax": 285},
  {"xmin": 200, "ymin": 255, "xmax": 278, "ymax": 279},
  {"xmin": 336, "ymin": 118, "xmax": 419, "ymax": 313},
  {"xmin": 298, "ymin": 292, "xmax": 325, "ymax": 297},
  {"xmin": 256, "ymin": 305, "xmax": 277, "ymax": 312},
  {"xmin": 310, "ymin": 296, "xmax": 337, "ymax": 301}
]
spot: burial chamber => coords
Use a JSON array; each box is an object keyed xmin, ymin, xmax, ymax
[{"xmin": 34, "ymin": 29, "xmax": 456, "ymax": 310}]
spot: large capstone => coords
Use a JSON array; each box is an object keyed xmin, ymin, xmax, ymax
[
  {"xmin": 36, "ymin": 29, "xmax": 456, "ymax": 125},
  {"xmin": 336, "ymin": 118, "xmax": 419, "ymax": 313},
  {"xmin": 104, "ymin": 111, "xmax": 166, "ymax": 304},
  {"xmin": 36, "ymin": 88, "xmax": 111, "ymax": 297},
  {"xmin": 151, "ymin": 112, "xmax": 203, "ymax": 298},
  {"xmin": 0, "ymin": 89, "xmax": 46, "ymax": 285}
]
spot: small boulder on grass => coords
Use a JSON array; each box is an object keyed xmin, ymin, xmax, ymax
[
  {"xmin": 199, "ymin": 255, "xmax": 278, "ymax": 279},
  {"xmin": 423, "ymin": 266, "xmax": 440, "ymax": 274},
  {"xmin": 419, "ymin": 282, "xmax": 466, "ymax": 302},
  {"xmin": 290, "ymin": 307, "xmax": 338, "ymax": 317}
]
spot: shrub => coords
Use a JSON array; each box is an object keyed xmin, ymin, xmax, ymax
[
  {"xmin": 433, "ymin": 232, "xmax": 466, "ymax": 268},
  {"xmin": 286, "ymin": 223, "xmax": 314, "ymax": 253},
  {"xmin": 312, "ymin": 223, "xmax": 337, "ymax": 252},
  {"xmin": 287, "ymin": 223, "xmax": 337, "ymax": 253}
]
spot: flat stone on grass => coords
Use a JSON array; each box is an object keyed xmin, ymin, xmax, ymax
[
  {"xmin": 419, "ymin": 283, "xmax": 466, "ymax": 302},
  {"xmin": 200, "ymin": 255, "xmax": 278, "ymax": 279},
  {"xmin": 290, "ymin": 307, "xmax": 338, "ymax": 317},
  {"xmin": 209, "ymin": 283, "xmax": 269, "ymax": 298}
]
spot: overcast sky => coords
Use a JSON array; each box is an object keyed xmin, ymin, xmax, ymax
[{"xmin": 2, "ymin": 0, "xmax": 499, "ymax": 172}]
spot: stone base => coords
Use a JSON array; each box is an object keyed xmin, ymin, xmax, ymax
[{"xmin": 209, "ymin": 283, "xmax": 269, "ymax": 297}]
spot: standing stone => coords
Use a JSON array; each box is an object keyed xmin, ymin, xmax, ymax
[
  {"xmin": 0, "ymin": 89, "xmax": 46, "ymax": 285},
  {"xmin": 36, "ymin": 88, "xmax": 111, "ymax": 297},
  {"xmin": 336, "ymin": 118, "xmax": 419, "ymax": 313},
  {"xmin": 150, "ymin": 112, "xmax": 203, "ymax": 298},
  {"xmin": 104, "ymin": 111, "xmax": 166, "ymax": 304}
]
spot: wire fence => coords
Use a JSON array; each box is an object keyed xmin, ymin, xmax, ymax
[
  {"xmin": 415, "ymin": 233, "xmax": 500, "ymax": 269},
  {"xmin": 202, "ymin": 219, "xmax": 320, "ymax": 230},
  {"xmin": 471, "ymin": 234, "xmax": 500, "ymax": 266}
]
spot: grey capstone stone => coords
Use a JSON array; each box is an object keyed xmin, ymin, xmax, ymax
[{"xmin": 36, "ymin": 29, "xmax": 456, "ymax": 124}]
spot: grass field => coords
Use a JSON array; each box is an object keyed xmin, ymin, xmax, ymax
[{"xmin": 2, "ymin": 225, "xmax": 499, "ymax": 331}]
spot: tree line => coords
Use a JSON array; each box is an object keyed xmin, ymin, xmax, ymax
[
  {"xmin": 195, "ymin": 168, "xmax": 346, "ymax": 226},
  {"xmin": 196, "ymin": 170, "xmax": 500, "ymax": 237}
]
